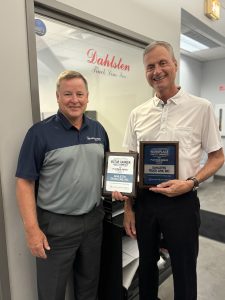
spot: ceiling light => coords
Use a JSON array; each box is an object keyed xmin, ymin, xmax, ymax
[
  {"xmin": 205, "ymin": 0, "xmax": 220, "ymax": 20},
  {"xmin": 180, "ymin": 34, "xmax": 210, "ymax": 52}
]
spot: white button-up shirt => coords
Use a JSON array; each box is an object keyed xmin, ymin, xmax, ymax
[{"xmin": 123, "ymin": 89, "xmax": 222, "ymax": 179}]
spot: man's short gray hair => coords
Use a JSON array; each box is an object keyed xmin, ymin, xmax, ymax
[
  {"xmin": 143, "ymin": 41, "xmax": 176, "ymax": 60},
  {"xmin": 56, "ymin": 70, "xmax": 88, "ymax": 92}
]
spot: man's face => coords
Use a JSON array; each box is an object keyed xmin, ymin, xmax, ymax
[
  {"xmin": 143, "ymin": 46, "xmax": 177, "ymax": 94},
  {"xmin": 56, "ymin": 78, "xmax": 89, "ymax": 123}
]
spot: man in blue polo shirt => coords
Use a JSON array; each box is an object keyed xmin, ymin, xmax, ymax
[{"xmin": 16, "ymin": 70, "xmax": 109, "ymax": 300}]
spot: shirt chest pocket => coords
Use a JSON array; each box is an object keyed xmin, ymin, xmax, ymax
[{"xmin": 173, "ymin": 127, "xmax": 192, "ymax": 149}]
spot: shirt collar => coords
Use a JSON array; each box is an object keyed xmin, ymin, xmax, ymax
[
  {"xmin": 153, "ymin": 87, "xmax": 184, "ymax": 107},
  {"xmin": 56, "ymin": 111, "xmax": 89, "ymax": 130}
]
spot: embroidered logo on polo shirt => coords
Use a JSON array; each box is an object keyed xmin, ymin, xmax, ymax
[{"xmin": 86, "ymin": 136, "xmax": 102, "ymax": 142}]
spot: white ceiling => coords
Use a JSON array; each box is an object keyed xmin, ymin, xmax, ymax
[{"xmin": 181, "ymin": 9, "xmax": 225, "ymax": 62}]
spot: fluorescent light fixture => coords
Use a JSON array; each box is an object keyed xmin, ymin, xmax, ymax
[{"xmin": 180, "ymin": 34, "xmax": 210, "ymax": 52}]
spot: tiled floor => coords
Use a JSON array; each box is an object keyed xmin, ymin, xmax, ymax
[{"xmin": 158, "ymin": 176, "xmax": 225, "ymax": 300}]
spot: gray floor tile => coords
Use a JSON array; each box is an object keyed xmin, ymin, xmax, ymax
[
  {"xmin": 197, "ymin": 236, "xmax": 225, "ymax": 300},
  {"xmin": 198, "ymin": 176, "xmax": 225, "ymax": 215}
]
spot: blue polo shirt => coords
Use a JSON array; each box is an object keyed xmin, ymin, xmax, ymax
[{"xmin": 16, "ymin": 111, "xmax": 109, "ymax": 215}]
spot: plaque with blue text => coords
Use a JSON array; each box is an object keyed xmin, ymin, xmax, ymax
[
  {"xmin": 139, "ymin": 141, "xmax": 179, "ymax": 188},
  {"xmin": 103, "ymin": 152, "xmax": 138, "ymax": 197}
]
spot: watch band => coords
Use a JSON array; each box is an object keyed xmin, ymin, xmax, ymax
[{"xmin": 186, "ymin": 176, "xmax": 199, "ymax": 191}]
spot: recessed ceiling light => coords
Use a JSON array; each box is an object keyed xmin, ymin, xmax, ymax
[{"xmin": 180, "ymin": 34, "xmax": 210, "ymax": 52}]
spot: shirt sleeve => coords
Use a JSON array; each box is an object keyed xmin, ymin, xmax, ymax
[
  {"xmin": 201, "ymin": 102, "xmax": 222, "ymax": 153},
  {"xmin": 123, "ymin": 110, "xmax": 138, "ymax": 151},
  {"xmin": 15, "ymin": 126, "xmax": 46, "ymax": 180}
]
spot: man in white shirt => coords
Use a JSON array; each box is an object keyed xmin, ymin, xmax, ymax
[{"xmin": 113, "ymin": 41, "xmax": 224, "ymax": 300}]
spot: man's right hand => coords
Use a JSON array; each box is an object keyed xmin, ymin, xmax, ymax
[
  {"xmin": 112, "ymin": 191, "xmax": 129, "ymax": 201},
  {"xmin": 111, "ymin": 191, "xmax": 137, "ymax": 238},
  {"xmin": 25, "ymin": 226, "xmax": 50, "ymax": 259},
  {"xmin": 124, "ymin": 208, "xmax": 136, "ymax": 239}
]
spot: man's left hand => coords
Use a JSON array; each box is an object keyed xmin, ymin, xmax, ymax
[{"xmin": 149, "ymin": 179, "xmax": 194, "ymax": 197}]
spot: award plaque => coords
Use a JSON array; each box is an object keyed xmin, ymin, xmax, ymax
[
  {"xmin": 103, "ymin": 152, "xmax": 138, "ymax": 197},
  {"xmin": 139, "ymin": 141, "xmax": 179, "ymax": 188}
]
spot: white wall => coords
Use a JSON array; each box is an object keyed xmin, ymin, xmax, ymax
[
  {"xmin": 180, "ymin": 54, "xmax": 203, "ymax": 96},
  {"xmin": 201, "ymin": 58, "xmax": 225, "ymax": 104}
]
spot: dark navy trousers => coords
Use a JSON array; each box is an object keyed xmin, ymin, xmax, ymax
[{"xmin": 135, "ymin": 189, "xmax": 200, "ymax": 300}]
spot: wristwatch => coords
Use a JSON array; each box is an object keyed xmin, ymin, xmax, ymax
[{"xmin": 186, "ymin": 176, "xmax": 199, "ymax": 191}]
